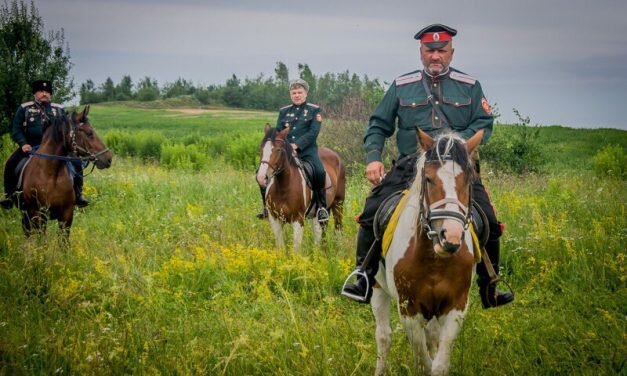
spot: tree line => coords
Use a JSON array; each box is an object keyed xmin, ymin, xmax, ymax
[{"xmin": 78, "ymin": 62, "xmax": 386, "ymax": 118}]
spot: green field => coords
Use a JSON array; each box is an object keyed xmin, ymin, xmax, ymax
[{"xmin": 0, "ymin": 104, "xmax": 625, "ymax": 375}]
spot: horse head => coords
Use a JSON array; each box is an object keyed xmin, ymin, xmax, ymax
[
  {"xmin": 70, "ymin": 105, "xmax": 113, "ymax": 169},
  {"xmin": 417, "ymin": 129, "xmax": 483, "ymax": 257},
  {"xmin": 256, "ymin": 123, "xmax": 294, "ymax": 187}
]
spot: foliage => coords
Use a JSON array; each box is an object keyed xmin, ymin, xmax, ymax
[
  {"xmin": 223, "ymin": 132, "xmax": 260, "ymax": 170},
  {"xmin": 0, "ymin": 0, "xmax": 73, "ymax": 140},
  {"xmin": 481, "ymin": 109, "xmax": 544, "ymax": 174},
  {"xmin": 160, "ymin": 143, "xmax": 208, "ymax": 171},
  {"xmin": 592, "ymin": 144, "xmax": 625, "ymax": 177}
]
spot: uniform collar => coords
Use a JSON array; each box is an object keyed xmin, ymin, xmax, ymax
[{"xmin": 422, "ymin": 68, "xmax": 450, "ymax": 80}]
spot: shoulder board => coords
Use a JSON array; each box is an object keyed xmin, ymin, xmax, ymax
[
  {"xmin": 395, "ymin": 71, "xmax": 422, "ymax": 87},
  {"xmin": 51, "ymin": 103, "xmax": 64, "ymax": 109},
  {"xmin": 449, "ymin": 71, "xmax": 476, "ymax": 85},
  {"xmin": 20, "ymin": 101, "xmax": 34, "ymax": 108},
  {"xmin": 279, "ymin": 104, "xmax": 292, "ymax": 111},
  {"xmin": 306, "ymin": 103, "xmax": 319, "ymax": 109}
]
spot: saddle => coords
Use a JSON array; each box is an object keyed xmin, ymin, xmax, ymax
[
  {"xmin": 299, "ymin": 159, "xmax": 332, "ymax": 216},
  {"xmin": 373, "ymin": 191, "xmax": 489, "ymax": 258}
]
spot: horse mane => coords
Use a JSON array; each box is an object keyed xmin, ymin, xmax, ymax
[
  {"xmin": 44, "ymin": 115, "xmax": 72, "ymax": 146},
  {"xmin": 265, "ymin": 127, "xmax": 299, "ymax": 168},
  {"xmin": 424, "ymin": 132, "xmax": 476, "ymax": 183},
  {"xmin": 408, "ymin": 132, "xmax": 476, "ymax": 199}
]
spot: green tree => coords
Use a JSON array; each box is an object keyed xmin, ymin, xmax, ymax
[
  {"xmin": 0, "ymin": 0, "xmax": 73, "ymax": 140},
  {"xmin": 79, "ymin": 79, "xmax": 103, "ymax": 104},
  {"xmin": 101, "ymin": 77, "xmax": 115, "ymax": 101},
  {"xmin": 136, "ymin": 76, "xmax": 160, "ymax": 101},
  {"xmin": 274, "ymin": 61, "xmax": 289, "ymax": 84},
  {"xmin": 115, "ymin": 75, "xmax": 133, "ymax": 101}
]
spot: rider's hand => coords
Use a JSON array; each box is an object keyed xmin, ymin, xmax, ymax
[
  {"xmin": 21, "ymin": 144, "xmax": 32, "ymax": 153},
  {"xmin": 366, "ymin": 161, "xmax": 385, "ymax": 185},
  {"xmin": 291, "ymin": 143, "xmax": 298, "ymax": 152}
]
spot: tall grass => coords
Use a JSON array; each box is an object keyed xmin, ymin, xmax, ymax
[{"xmin": 0, "ymin": 105, "xmax": 625, "ymax": 375}]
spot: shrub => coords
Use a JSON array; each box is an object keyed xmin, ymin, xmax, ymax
[
  {"xmin": 481, "ymin": 109, "xmax": 544, "ymax": 174},
  {"xmin": 224, "ymin": 132, "xmax": 260, "ymax": 170},
  {"xmin": 593, "ymin": 144, "xmax": 625, "ymax": 177},
  {"xmin": 136, "ymin": 132, "xmax": 167, "ymax": 160},
  {"xmin": 160, "ymin": 143, "xmax": 208, "ymax": 171}
]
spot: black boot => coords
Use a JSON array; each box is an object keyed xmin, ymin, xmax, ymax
[
  {"xmin": 341, "ymin": 227, "xmax": 380, "ymax": 303},
  {"xmin": 0, "ymin": 195, "xmax": 12, "ymax": 209},
  {"xmin": 477, "ymin": 239, "xmax": 514, "ymax": 308},
  {"xmin": 316, "ymin": 187, "xmax": 329, "ymax": 222},
  {"xmin": 256, "ymin": 186, "xmax": 267, "ymax": 219},
  {"xmin": 74, "ymin": 175, "xmax": 89, "ymax": 208}
]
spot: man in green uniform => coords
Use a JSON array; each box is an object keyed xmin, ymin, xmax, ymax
[
  {"xmin": 257, "ymin": 79, "xmax": 329, "ymax": 222},
  {"xmin": 1, "ymin": 80, "xmax": 89, "ymax": 209},
  {"xmin": 341, "ymin": 24, "xmax": 514, "ymax": 308}
]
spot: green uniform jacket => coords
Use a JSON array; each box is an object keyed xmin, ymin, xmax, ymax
[
  {"xmin": 364, "ymin": 68, "xmax": 494, "ymax": 164},
  {"xmin": 11, "ymin": 101, "xmax": 65, "ymax": 147},
  {"xmin": 276, "ymin": 102, "xmax": 322, "ymax": 159}
]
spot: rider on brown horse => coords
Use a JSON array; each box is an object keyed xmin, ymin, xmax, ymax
[
  {"xmin": 257, "ymin": 79, "xmax": 329, "ymax": 223},
  {"xmin": 1, "ymin": 80, "xmax": 89, "ymax": 209}
]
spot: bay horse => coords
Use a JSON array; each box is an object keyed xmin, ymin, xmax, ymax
[
  {"xmin": 19, "ymin": 105, "xmax": 112, "ymax": 238},
  {"xmin": 256, "ymin": 123, "xmax": 345, "ymax": 251},
  {"xmin": 371, "ymin": 129, "xmax": 483, "ymax": 376}
]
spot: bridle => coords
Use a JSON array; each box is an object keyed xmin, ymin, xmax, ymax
[
  {"xmin": 259, "ymin": 137, "xmax": 289, "ymax": 180},
  {"xmin": 30, "ymin": 118, "xmax": 109, "ymax": 163},
  {"xmin": 418, "ymin": 155, "xmax": 472, "ymax": 247}
]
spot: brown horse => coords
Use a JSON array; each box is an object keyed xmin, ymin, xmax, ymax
[
  {"xmin": 19, "ymin": 105, "xmax": 112, "ymax": 237},
  {"xmin": 256, "ymin": 123, "xmax": 345, "ymax": 251},
  {"xmin": 371, "ymin": 130, "xmax": 483, "ymax": 376}
]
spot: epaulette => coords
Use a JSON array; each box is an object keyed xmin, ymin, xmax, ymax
[
  {"xmin": 279, "ymin": 104, "xmax": 292, "ymax": 111},
  {"xmin": 20, "ymin": 101, "xmax": 34, "ymax": 108},
  {"xmin": 51, "ymin": 103, "xmax": 64, "ymax": 109},
  {"xmin": 449, "ymin": 71, "xmax": 476, "ymax": 85},
  {"xmin": 306, "ymin": 103, "xmax": 320, "ymax": 109},
  {"xmin": 395, "ymin": 71, "xmax": 422, "ymax": 87}
]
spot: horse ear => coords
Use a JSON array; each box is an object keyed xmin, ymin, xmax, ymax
[
  {"xmin": 264, "ymin": 123, "xmax": 272, "ymax": 133},
  {"xmin": 417, "ymin": 129, "xmax": 434, "ymax": 151},
  {"xmin": 84, "ymin": 105, "xmax": 90, "ymax": 117},
  {"xmin": 279, "ymin": 126, "xmax": 290, "ymax": 136},
  {"xmin": 465, "ymin": 129, "xmax": 484, "ymax": 154}
]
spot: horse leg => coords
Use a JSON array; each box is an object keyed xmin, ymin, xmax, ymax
[
  {"xmin": 292, "ymin": 221, "xmax": 304, "ymax": 252},
  {"xmin": 431, "ymin": 309, "xmax": 466, "ymax": 376},
  {"xmin": 371, "ymin": 286, "xmax": 392, "ymax": 376},
  {"xmin": 268, "ymin": 216, "xmax": 285, "ymax": 249},
  {"xmin": 400, "ymin": 313, "xmax": 432, "ymax": 375},
  {"xmin": 311, "ymin": 218, "xmax": 323, "ymax": 245},
  {"xmin": 57, "ymin": 208, "xmax": 74, "ymax": 244},
  {"xmin": 331, "ymin": 200, "xmax": 343, "ymax": 232}
]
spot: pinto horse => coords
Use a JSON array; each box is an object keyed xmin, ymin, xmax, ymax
[
  {"xmin": 256, "ymin": 123, "xmax": 345, "ymax": 251},
  {"xmin": 19, "ymin": 105, "xmax": 112, "ymax": 237},
  {"xmin": 371, "ymin": 129, "xmax": 483, "ymax": 376}
]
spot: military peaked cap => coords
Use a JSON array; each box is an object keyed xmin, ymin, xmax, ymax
[
  {"xmin": 414, "ymin": 23, "xmax": 457, "ymax": 49},
  {"xmin": 32, "ymin": 80, "xmax": 53, "ymax": 94}
]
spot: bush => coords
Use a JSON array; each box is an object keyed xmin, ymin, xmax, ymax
[
  {"xmin": 481, "ymin": 109, "xmax": 544, "ymax": 174},
  {"xmin": 160, "ymin": 143, "xmax": 208, "ymax": 171},
  {"xmin": 104, "ymin": 130, "xmax": 166, "ymax": 160},
  {"xmin": 224, "ymin": 132, "xmax": 260, "ymax": 170},
  {"xmin": 593, "ymin": 144, "xmax": 625, "ymax": 177}
]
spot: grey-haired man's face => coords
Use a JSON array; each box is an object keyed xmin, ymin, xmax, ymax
[
  {"xmin": 290, "ymin": 87, "xmax": 307, "ymax": 106},
  {"xmin": 420, "ymin": 42, "xmax": 454, "ymax": 75}
]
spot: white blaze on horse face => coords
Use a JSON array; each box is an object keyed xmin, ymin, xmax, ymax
[
  {"xmin": 256, "ymin": 141, "xmax": 273, "ymax": 187},
  {"xmin": 435, "ymin": 161, "xmax": 465, "ymax": 253}
]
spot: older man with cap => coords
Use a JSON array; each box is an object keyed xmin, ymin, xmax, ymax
[
  {"xmin": 256, "ymin": 79, "xmax": 329, "ymax": 223},
  {"xmin": 1, "ymin": 79, "xmax": 89, "ymax": 209},
  {"xmin": 341, "ymin": 24, "xmax": 514, "ymax": 309}
]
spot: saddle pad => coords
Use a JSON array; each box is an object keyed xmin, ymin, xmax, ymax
[{"xmin": 382, "ymin": 190, "xmax": 410, "ymax": 256}]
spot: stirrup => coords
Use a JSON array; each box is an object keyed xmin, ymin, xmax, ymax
[
  {"xmin": 317, "ymin": 207, "xmax": 329, "ymax": 222},
  {"xmin": 341, "ymin": 269, "xmax": 370, "ymax": 302}
]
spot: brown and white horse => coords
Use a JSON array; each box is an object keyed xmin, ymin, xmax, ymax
[
  {"xmin": 20, "ymin": 105, "xmax": 112, "ymax": 238},
  {"xmin": 256, "ymin": 123, "xmax": 345, "ymax": 251},
  {"xmin": 371, "ymin": 129, "xmax": 483, "ymax": 376}
]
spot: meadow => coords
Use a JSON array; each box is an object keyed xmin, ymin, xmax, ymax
[{"xmin": 0, "ymin": 103, "xmax": 625, "ymax": 375}]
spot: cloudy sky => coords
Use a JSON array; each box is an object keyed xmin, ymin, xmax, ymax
[{"xmin": 37, "ymin": 0, "xmax": 627, "ymax": 129}]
